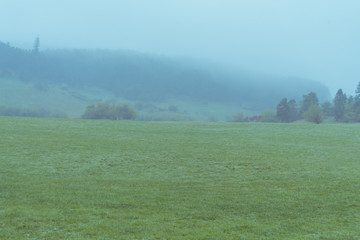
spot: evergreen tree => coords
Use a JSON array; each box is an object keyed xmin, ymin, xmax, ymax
[
  {"xmin": 300, "ymin": 92, "xmax": 319, "ymax": 115},
  {"xmin": 356, "ymin": 81, "xmax": 360, "ymax": 97},
  {"xmin": 346, "ymin": 96, "xmax": 354, "ymax": 113},
  {"xmin": 33, "ymin": 37, "xmax": 40, "ymax": 54},
  {"xmin": 277, "ymin": 98, "xmax": 289, "ymax": 122},
  {"xmin": 277, "ymin": 98, "xmax": 297, "ymax": 122},
  {"xmin": 353, "ymin": 81, "xmax": 360, "ymax": 116},
  {"xmin": 333, "ymin": 89, "xmax": 347, "ymax": 121},
  {"xmin": 343, "ymin": 95, "xmax": 358, "ymax": 122},
  {"xmin": 321, "ymin": 101, "xmax": 333, "ymax": 117}
]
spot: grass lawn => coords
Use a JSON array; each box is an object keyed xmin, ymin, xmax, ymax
[{"xmin": 0, "ymin": 117, "xmax": 359, "ymax": 239}]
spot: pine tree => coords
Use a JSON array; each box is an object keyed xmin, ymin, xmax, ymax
[
  {"xmin": 33, "ymin": 37, "xmax": 40, "ymax": 54},
  {"xmin": 353, "ymin": 82, "xmax": 360, "ymax": 116},
  {"xmin": 333, "ymin": 89, "xmax": 347, "ymax": 121},
  {"xmin": 321, "ymin": 101, "xmax": 333, "ymax": 117},
  {"xmin": 288, "ymin": 99, "xmax": 298, "ymax": 121},
  {"xmin": 356, "ymin": 81, "xmax": 360, "ymax": 97},
  {"xmin": 300, "ymin": 92, "xmax": 319, "ymax": 115},
  {"xmin": 277, "ymin": 98, "xmax": 297, "ymax": 122}
]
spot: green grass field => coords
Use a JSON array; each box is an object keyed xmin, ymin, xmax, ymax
[{"xmin": 1, "ymin": 117, "xmax": 359, "ymax": 239}]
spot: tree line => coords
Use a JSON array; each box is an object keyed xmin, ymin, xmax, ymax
[{"xmin": 275, "ymin": 82, "xmax": 360, "ymax": 123}]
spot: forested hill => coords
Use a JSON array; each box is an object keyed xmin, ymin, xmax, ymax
[{"xmin": 0, "ymin": 41, "xmax": 330, "ymax": 109}]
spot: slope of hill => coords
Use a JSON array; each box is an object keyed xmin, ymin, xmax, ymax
[{"xmin": 0, "ymin": 41, "xmax": 331, "ymax": 120}]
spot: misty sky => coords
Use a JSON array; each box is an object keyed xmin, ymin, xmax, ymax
[{"xmin": 1, "ymin": 0, "xmax": 359, "ymax": 96}]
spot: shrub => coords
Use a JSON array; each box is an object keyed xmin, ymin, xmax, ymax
[
  {"xmin": 303, "ymin": 104, "xmax": 324, "ymax": 124},
  {"xmin": 244, "ymin": 115, "xmax": 262, "ymax": 122},
  {"xmin": 112, "ymin": 104, "xmax": 138, "ymax": 120},
  {"xmin": 261, "ymin": 109, "xmax": 278, "ymax": 122},
  {"xmin": 82, "ymin": 102, "xmax": 137, "ymax": 120},
  {"xmin": 228, "ymin": 112, "xmax": 245, "ymax": 122},
  {"xmin": 342, "ymin": 112, "xmax": 359, "ymax": 123}
]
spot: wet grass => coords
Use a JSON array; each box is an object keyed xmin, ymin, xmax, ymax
[{"xmin": 1, "ymin": 117, "xmax": 360, "ymax": 239}]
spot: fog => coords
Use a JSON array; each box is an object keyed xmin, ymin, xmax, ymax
[{"xmin": 1, "ymin": 0, "xmax": 359, "ymax": 96}]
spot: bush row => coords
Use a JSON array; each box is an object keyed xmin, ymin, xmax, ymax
[
  {"xmin": 81, "ymin": 102, "xmax": 137, "ymax": 120},
  {"xmin": 0, "ymin": 105, "xmax": 67, "ymax": 118}
]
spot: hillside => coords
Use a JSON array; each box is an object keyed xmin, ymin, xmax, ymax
[{"xmin": 0, "ymin": 41, "xmax": 331, "ymax": 120}]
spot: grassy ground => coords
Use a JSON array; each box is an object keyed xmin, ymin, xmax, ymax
[
  {"xmin": 0, "ymin": 117, "xmax": 359, "ymax": 239},
  {"xmin": 0, "ymin": 78, "xmax": 92, "ymax": 117},
  {"xmin": 0, "ymin": 78, "xmax": 253, "ymax": 121}
]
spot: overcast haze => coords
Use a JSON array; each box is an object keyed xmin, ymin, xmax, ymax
[{"xmin": 1, "ymin": 0, "xmax": 359, "ymax": 96}]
